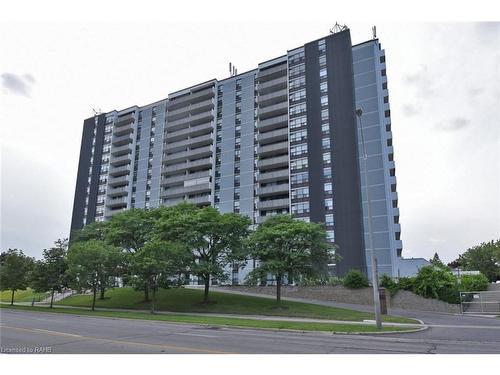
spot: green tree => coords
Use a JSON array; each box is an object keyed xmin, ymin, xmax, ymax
[
  {"xmin": 343, "ymin": 269, "xmax": 369, "ymax": 289},
  {"xmin": 71, "ymin": 221, "xmax": 110, "ymax": 243},
  {"xmin": 67, "ymin": 240, "xmax": 124, "ymax": 310},
  {"xmin": 0, "ymin": 249, "xmax": 35, "ymax": 305},
  {"xmin": 457, "ymin": 240, "xmax": 500, "ymax": 282},
  {"xmin": 156, "ymin": 203, "xmax": 251, "ymax": 303},
  {"xmin": 130, "ymin": 240, "xmax": 191, "ymax": 313},
  {"xmin": 31, "ymin": 239, "xmax": 69, "ymax": 308},
  {"xmin": 245, "ymin": 215, "xmax": 333, "ymax": 303},
  {"xmin": 429, "ymin": 252, "xmax": 445, "ymax": 268},
  {"xmin": 106, "ymin": 208, "xmax": 157, "ymax": 301},
  {"xmin": 413, "ymin": 265, "xmax": 459, "ymax": 303}
]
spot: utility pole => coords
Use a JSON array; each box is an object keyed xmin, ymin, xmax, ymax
[{"xmin": 355, "ymin": 108, "xmax": 382, "ymax": 329}]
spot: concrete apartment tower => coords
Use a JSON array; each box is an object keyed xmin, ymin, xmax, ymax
[{"xmin": 70, "ymin": 28, "xmax": 402, "ymax": 282}]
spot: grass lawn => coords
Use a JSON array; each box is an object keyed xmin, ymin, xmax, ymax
[
  {"xmin": 0, "ymin": 288, "xmax": 49, "ymax": 303},
  {"xmin": 56, "ymin": 287, "xmax": 417, "ymax": 324},
  {"xmin": 0, "ymin": 304, "xmax": 416, "ymax": 333}
]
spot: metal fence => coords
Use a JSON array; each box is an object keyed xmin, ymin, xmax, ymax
[{"xmin": 460, "ymin": 291, "xmax": 500, "ymax": 314}]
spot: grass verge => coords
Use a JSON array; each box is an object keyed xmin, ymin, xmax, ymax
[
  {"xmin": 0, "ymin": 288, "xmax": 49, "ymax": 303},
  {"xmin": 56, "ymin": 287, "xmax": 417, "ymax": 324},
  {"xmin": 0, "ymin": 304, "xmax": 416, "ymax": 334}
]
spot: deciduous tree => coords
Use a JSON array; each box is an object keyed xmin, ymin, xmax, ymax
[{"xmin": 0, "ymin": 249, "xmax": 35, "ymax": 305}]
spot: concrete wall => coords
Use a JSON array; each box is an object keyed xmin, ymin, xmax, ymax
[{"xmin": 220, "ymin": 285, "xmax": 461, "ymax": 313}]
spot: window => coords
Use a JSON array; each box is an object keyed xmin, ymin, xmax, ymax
[
  {"xmin": 290, "ymin": 157, "xmax": 308, "ymax": 171},
  {"xmin": 324, "ymin": 182, "xmax": 332, "ymax": 194},
  {"xmin": 291, "ymin": 172, "xmax": 308, "ymax": 185},
  {"xmin": 289, "ymin": 76, "xmax": 306, "ymax": 90},
  {"xmin": 323, "ymin": 152, "xmax": 331, "ymax": 163},
  {"xmin": 291, "ymin": 187, "xmax": 309, "ymax": 200},
  {"xmin": 381, "ymin": 69, "xmax": 386, "ymax": 76},
  {"xmin": 322, "ymin": 123, "xmax": 329, "ymax": 135},
  {"xmin": 319, "ymin": 55, "xmax": 326, "ymax": 66},
  {"xmin": 291, "ymin": 143, "xmax": 308, "ymax": 157},
  {"xmin": 320, "ymin": 95, "xmax": 328, "ymax": 107},
  {"xmin": 289, "ymin": 64, "xmax": 305, "ymax": 77},
  {"xmin": 289, "ymin": 89, "xmax": 306, "ymax": 103},
  {"xmin": 290, "ymin": 130, "xmax": 307, "ymax": 143},
  {"xmin": 326, "ymin": 230, "xmax": 335, "ymax": 242},
  {"xmin": 321, "ymin": 108, "xmax": 329, "ymax": 121},
  {"xmin": 323, "ymin": 167, "xmax": 332, "ymax": 179},
  {"xmin": 290, "ymin": 116, "xmax": 307, "ymax": 129},
  {"xmin": 290, "ymin": 103, "xmax": 307, "ymax": 116},
  {"xmin": 325, "ymin": 214, "xmax": 334, "ymax": 226},
  {"xmin": 291, "ymin": 202, "xmax": 310, "ymax": 215},
  {"xmin": 325, "ymin": 198, "xmax": 333, "ymax": 211},
  {"xmin": 320, "ymin": 82, "xmax": 328, "ymax": 94},
  {"xmin": 318, "ymin": 39, "xmax": 326, "ymax": 54},
  {"xmin": 320, "ymin": 68, "xmax": 327, "ymax": 79},
  {"xmin": 322, "ymin": 138, "xmax": 330, "ymax": 150}
]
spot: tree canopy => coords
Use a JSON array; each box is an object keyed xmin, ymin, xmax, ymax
[
  {"xmin": 0, "ymin": 249, "xmax": 35, "ymax": 305},
  {"xmin": 245, "ymin": 215, "xmax": 334, "ymax": 303}
]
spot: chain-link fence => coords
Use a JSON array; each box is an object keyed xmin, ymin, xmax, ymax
[{"xmin": 460, "ymin": 291, "xmax": 500, "ymax": 314}]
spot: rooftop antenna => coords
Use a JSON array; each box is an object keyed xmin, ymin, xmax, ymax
[
  {"xmin": 329, "ymin": 22, "xmax": 348, "ymax": 34},
  {"xmin": 92, "ymin": 108, "xmax": 101, "ymax": 116},
  {"xmin": 229, "ymin": 62, "xmax": 232, "ymax": 76},
  {"xmin": 372, "ymin": 25, "xmax": 377, "ymax": 39}
]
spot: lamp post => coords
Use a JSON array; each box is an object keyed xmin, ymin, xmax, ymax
[{"xmin": 355, "ymin": 108, "xmax": 382, "ymax": 329}]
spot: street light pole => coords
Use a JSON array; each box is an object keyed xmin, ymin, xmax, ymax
[{"xmin": 355, "ymin": 108, "xmax": 382, "ymax": 329}]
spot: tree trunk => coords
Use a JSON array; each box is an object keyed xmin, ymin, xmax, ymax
[
  {"xmin": 144, "ymin": 283, "xmax": 150, "ymax": 302},
  {"xmin": 50, "ymin": 289, "xmax": 55, "ymax": 308},
  {"xmin": 100, "ymin": 287, "xmax": 105, "ymax": 300},
  {"xmin": 91, "ymin": 286, "xmax": 97, "ymax": 311},
  {"xmin": 151, "ymin": 286, "xmax": 156, "ymax": 314},
  {"xmin": 276, "ymin": 276, "xmax": 282, "ymax": 304},
  {"xmin": 203, "ymin": 276, "xmax": 210, "ymax": 304},
  {"xmin": 10, "ymin": 289, "xmax": 15, "ymax": 306}
]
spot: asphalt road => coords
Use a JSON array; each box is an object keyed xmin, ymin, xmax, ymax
[{"xmin": 1, "ymin": 309, "xmax": 500, "ymax": 354}]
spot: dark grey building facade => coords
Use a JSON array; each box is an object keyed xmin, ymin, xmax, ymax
[{"xmin": 70, "ymin": 28, "xmax": 403, "ymax": 281}]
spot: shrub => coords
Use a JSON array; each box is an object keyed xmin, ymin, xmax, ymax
[
  {"xmin": 297, "ymin": 276, "xmax": 328, "ymax": 287},
  {"xmin": 397, "ymin": 276, "xmax": 416, "ymax": 291},
  {"xmin": 328, "ymin": 277, "xmax": 343, "ymax": 286},
  {"xmin": 459, "ymin": 273, "xmax": 490, "ymax": 292},
  {"xmin": 343, "ymin": 270, "xmax": 369, "ymax": 289},
  {"xmin": 413, "ymin": 266, "xmax": 460, "ymax": 304},
  {"xmin": 379, "ymin": 274, "xmax": 399, "ymax": 297}
]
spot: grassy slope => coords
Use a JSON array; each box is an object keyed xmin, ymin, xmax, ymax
[
  {"xmin": 0, "ymin": 288, "xmax": 49, "ymax": 303},
  {"xmin": 0, "ymin": 304, "xmax": 414, "ymax": 333},
  {"xmin": 56, "ymin": 287, "xmax": 416, "ymax": 324}
]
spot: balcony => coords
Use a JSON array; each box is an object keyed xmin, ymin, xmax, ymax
[
  {"xmin": 161, "ymin": 182, "xmax": 212, "ymax": 198},
  {"xmin": 258, "ymin": 75, "xmax": 287, "ymax": 94},
  {"xmin": 109, "ymin": 153, "xmax": 131, "ymax": 167},
  {"xmin": 257, "ymin": 183, "xmax": 289, "ymax": 197},
  {"xmin": 258, "ymin": 89, "xmax": 287, "ymax": 107},
  {"xmin": 258, "ymin": 127, "xmax": 288, "ymax": 145},
  {"xmin": 258, "ymin": 101, "xmax": 288, "ymax": 120},
  {"xmin": 258, "ymin": 63, "xmax": 287, "ymax": 82},
  {"xmin": 162, "ymin": 157, "xmax": 213, "ymax": 174},
  {"xmin": 166, "ymin": 121, "xmax": 212, "ymax": 142},
  {"xmin": 258, "ymin": 168, "xmax": 289, "ymax": 183},
  {"xmin": 108, "ymin": 164, "xmax": 131, "ymax": 177},
  {"xmin": 257, "ymin": 155, "xmax": 289, "ymax": 171},
  {"xmin": 107, "ymin": 186, "xmax": 129, "ymax": 198},
  {"xmin": 258, "ymin": 114, "xmax": 288, "ymax": 132},
  {"xmin": 164, "ymin": 145, "xmax": 212, "ymax": 165},
  {"xmin": 187, "ymin": 195, "xmax": 212, "ymax": 205},
  {"xmin": 165, "ymin": 133, "xmax": 213, "ymax": 153},
  {"xmin": 105, "ymin": 207, "xmax": 127, "ymax": 217},
  {"xmin": 257, "ymin": 198, "xmax": 289, "ymax": 210},
  {"xmin": 168, "ymin": 87, "xmax": 215, "ymax": 110},
  {"xmin": 166, "ymin": 111, "xmax": 214, "ymax": 132},
  {"xmin": 112, "ymin": 133, "xmax": 133, "ymax": 147},
  {"xmin": 113, "ymin": 122, "xmax": 134, "ymax": 137},
  {"xmin": 106, "ymin": 196, "xmax": 128, "ymax": 208},
  {"xmin": 161, "ymin": 170, "xmax": 211, "ymax": 187},
  {"xmin": 258, "ymin": 141, "xmax": 288, "ymax": 157},
  {"xmin": 394, "ymin": 239, "xmax": 403, "ymax": 250},
  {"xmin": 114, "ymin": 113, "xmax": 135, "ymax": 127},
  {"xmin": 108, "ymin": 174, "xmax": 129, "ymax": 187},
  {"xmin": 110, "ymin": 143, "xmax": 132, "ymax": 157},
  {"xmin": 167, "ymin": 97, "xmax": 214, "ymax": 120}
]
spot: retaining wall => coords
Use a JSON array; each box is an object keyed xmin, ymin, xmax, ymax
[{"xmin": 220, "ymin": 285, "xmax": 461, "ymax": 314}]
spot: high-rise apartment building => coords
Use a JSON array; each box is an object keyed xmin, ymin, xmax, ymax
[{"xmin": 70, "ymin": 28, "xmax": 403, "ymax": 281}]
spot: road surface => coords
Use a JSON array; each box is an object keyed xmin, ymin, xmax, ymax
[{"xmin": 1, "ymin": 309, "xmax": 499, "ymax": 354}]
